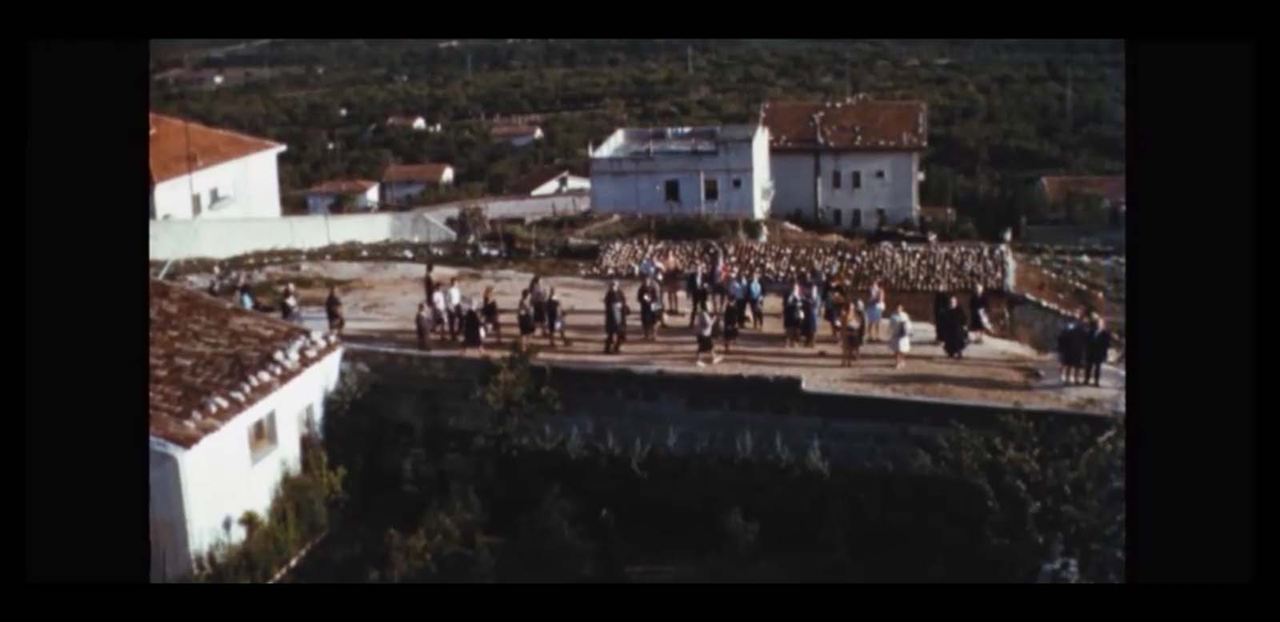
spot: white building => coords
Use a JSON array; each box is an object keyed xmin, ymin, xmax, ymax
[
  {"xmin": 305, "ymin": 179, "xmax": 380, "ymax": 214},
  {"xmin": 381, "ymin": 163, "xmax": 454, "ymax": 206},
  {"xmin": 509, "ymin": 167, "xmax": 591, "ymax": 197},
  {"xmin": 762, "ymin": 97, "xmax": 927, "ymax": 230},
  {"xmin": 589, "ymin": 124, "xmax": 773, "ymax": 220},
  {"xmin": 491, "ymin": 124, "xmax": 544, "ymax": 148},
  {"xmin": 149, "ymin": 279, "xmax": 344, "ymax": 582},
  {"xmin": 150, "ymin": 113, "xmax": 288, "ymax": 220}
]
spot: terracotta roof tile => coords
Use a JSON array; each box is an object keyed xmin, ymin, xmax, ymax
[
  {"xmin": 149, "ymin": 113, "xmax": 284, "ymax": 184},
  {"xmin": 306, "ymin": 179, "xmax": 378, "ymax": 195},
  {"xmin": 762, "ymin": 98, "xmax": 928, "ymax": 152},
  {"xmin": 382, "ymin": 163, "xmax": 452, "ymax": 183},
  {"xmin": 150, "ymin": 279, "xmax": 340, "ymax": 449}
]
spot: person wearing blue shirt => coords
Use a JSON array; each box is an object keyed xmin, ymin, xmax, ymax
[{"xmin": 747, "ymin": 273, "xmax": 764, "ymax": 330}]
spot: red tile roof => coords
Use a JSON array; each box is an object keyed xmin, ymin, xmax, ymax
[
  {"xmin": 149, "ymin": 113, "xmax": 284, "ymax": 185},
  {"xmin": 761, "ymin": 98, "xmax": 928, "ymax": 152},
  {"xmin": 382, "ymin": 163, "xmax": 452, "ymax": 183},
  {"xmin": 1040, "ymin": 176, "xmax": 1126, "ymax": 206},
  {"xmin": 306, "ymin": 179, "xmax": 378, "ymax": 195},
  {"xmin": 150, "ymin": 279, "xmax": 340, "ymax": 449}
]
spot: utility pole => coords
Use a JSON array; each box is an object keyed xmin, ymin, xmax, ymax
[
  {"xmin": 687, "ymin": 44, "xmax": 693, "ymax": 75},
  {"xmin": 466, "ymin": 52, "xmax": 473, "ymax": 79}
]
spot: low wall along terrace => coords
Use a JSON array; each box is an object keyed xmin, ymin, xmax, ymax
[
  {"xmin": 150, "ymin": 212, "xmax": 456, "ymax": 260},
  {"xmin": 345, "ymin": 346, "xmax": 1111, "ymax": 469}
]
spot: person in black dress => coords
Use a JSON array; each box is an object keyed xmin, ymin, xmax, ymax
[
  {"xmin": 604, "ymin": 281, "xmax": 625, "ymax": 354},
  {"xmin": 516, "ymin": 289, "xmax": 536, "ymax": 353},
  {"xmin": 800, "ymin": 281, "xmax": 818, "ymax": 348},
  {"xmin": 637, "ymin": 279, "xmax": 659, "ymax": 341},
  {"xmin": 325, "ymin": 286, "xmax": 345, "ymax": 334},
  {"xmin": 687, "ymin": 264, "xmax": 708, "ymax": 328},
  {"xmin": 934, "ymin": 290, "xmax": 950, "ymax": 343},
  {"xmin": 481, "ymin": 286, "xmax": 501, "ymax": 344},
  {"xmin": 1065, "ymin": 309, "xmax": 1090, "ymax": 385},
  {"xmin": 1085, "ymin": 313, "xmax": 1112, "ymax": 387},
  {"xmin": 461, "ymin": 299, "xmax": 484, "ymax": 355},
  {"xmin": 941, "ymin": 296, "xmax": 969, "ymax": 359},
  {"xmin": 722, "ymin": 300, "xmax": 740, "ymax": 354},
  {"xmin": 546, "ymin": 288, "xmax": 570, "ymax": 348},
  {"xmin": 783, "ymin": 280, "xmax": 803, "ymax": 348}
]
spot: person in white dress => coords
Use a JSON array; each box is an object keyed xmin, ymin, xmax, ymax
[{"xmin": 888, "ymin": 304, "xmax": 912, "ymax": 369}]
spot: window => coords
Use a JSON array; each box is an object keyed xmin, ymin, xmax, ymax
[
  {"xmin": 557, "ymin": 176, "xmax": 568, "ymax": 192},
  {"xmin": 732, "ymin": 178, "xmax": 742, "ymax": 189},
  {"xmin": 832, "ymin": 209, "xmax": 842, "ymax": 226},
  {"xmin": 875, "ymin": 170, "xmax": 886, "ymax": 180},
  {"xmin": 210, "ymin": 187, "xmax": 222, "ymax": 204},
  {"xmin": 832, "ymin": 170, "xmax": 842, "ymax": 189},
  {"xmin": 704, "ymin": 178, "xmax": 719, "ymax": 201},
  {"xmin": 877, "ymin": 209, "xmax": 887, "ymax": 228},
  {"xmin": 248, "ymin": 412, "xmax": 278, "ymax": 464},
  {"xmin": 299, "ymin": 404, "xmax": 316, "ymax": 437},
  {"xmin": 851, "ymin": 209, "xmax": 862, "ymax": 229},
  {"xmin": 664, "ymin": 179, "xmax": 680, "ymax": 202},
  {"xmin": 191, "ymin": 193, "xmax": 203, "ymax": 217},
  {"xmin": 851, "ymin": 171, "xmax": 862, "ymax": 189}
]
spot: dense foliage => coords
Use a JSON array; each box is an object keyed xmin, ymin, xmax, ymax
[
  {"xmin": 293, "ymin": 351, "xmax": 1124, "ymax": 583},
  {"xmin": 151, "ymin": 39, "xmax": 1123, "ymax": 234},
  {"xmin": 193, "ymin": 432, "xmax": 347, "ymax": 582}
]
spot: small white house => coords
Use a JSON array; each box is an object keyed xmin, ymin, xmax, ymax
[
  {"xmin": 305, "ymin": 179, "xmax": 380, "ymax": 214},
  {"xmin": 510, "ymin": 167, "xmax": 591, "ymax": 197},
  {"xmin": 381, "ymin": 163, "xmax": 454, "ymax": 206},
  {"xmin": 150, "ymin": 113, "xmax": 288, "ymax": 220},
  {"xmin": 762, "ymin": 97, "xmax": 927, "ymax": 230},
  {"xmin": 491, "ymin": 124, "xmax": 544, "ymax": 148},
  {"xmin": 589, "ymin": 124, "xmax": 773, "ymax": 220},
  {"xmin": 149, "ymin": 279, "xmax": 343, "ymax": 582}
]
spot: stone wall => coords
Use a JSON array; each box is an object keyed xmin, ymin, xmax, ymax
[{"xmin": 343, "ymin": 346, "xmax": 1112, "ymax": 468}]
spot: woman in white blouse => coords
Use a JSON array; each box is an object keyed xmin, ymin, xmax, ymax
[{"xmin": 888, "ymin": 304, "xmax": 912, "ymax": 370}]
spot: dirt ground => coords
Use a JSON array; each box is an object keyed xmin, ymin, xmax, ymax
[{"xmin": 257, "ymin": 261, "xmax": 1123, "ymax": 415}]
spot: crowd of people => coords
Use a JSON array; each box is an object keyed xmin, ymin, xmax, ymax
[{"xmin": 587, "ymin": 239, "xmax": 1011, "ymax": 294}]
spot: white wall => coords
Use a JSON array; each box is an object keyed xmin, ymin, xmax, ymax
[
  {"xmin": 150, "ymin": 212, "xmax": 457, "ymax": 260},
  {"xmin": 153, "ymin": 148, "xmax": 286, "ymax": 220},
  {"xmin": 590, "ymin": 133, "xmax": 769, "ymax": 219},
  {"xmin": 149, "ymin": 348, "xmax": 343, "ymax": 582},
  {"xmin": 751, "ymin": 127, "xmax": 773, "ymax": 220},
  {"xmin": 770, "ymin": 150, "xmax": 920, "ymax": 229},
  {"xmin": 306, "ymin": 185, "xmax": 379, "ymax": 215}
]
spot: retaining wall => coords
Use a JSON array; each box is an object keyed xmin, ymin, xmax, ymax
[
  {"xmin": 343, "ymin": 346, "xmax": 1112, "ymax": 468},
  {"xmin": 150, "ymin": 212, "xmax": 455, "ymax": 260}
]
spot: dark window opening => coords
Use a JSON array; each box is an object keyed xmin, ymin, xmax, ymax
[
  {"xmin": 875, "ymin": 170, "xmax": 886, "ymax": 180},
  {"xmin": 851, "ymin": 209, "xmax": 862, "ymax": 228},
  {"xmin": 832, "ymin": 209, "xmax": 842, "ymax": 226},
  {"xmin": 704, "ymin": 179, "xmax": 719, "ymax": 201},
  {"xmin": 851, "ymin": 171, "xmax": 862, "ymax": 189},
  {"xmin": 664, "ymin": 179, "xmax": 680, "ymax": 202},
  {"xmin": 732, "ymin": 178, "xmax": 742, "ymax": 189},
  {"xmin": 877, "ymin": 208, "xmax": 887, "ymax": 228},
  {"xmin": 832, "ymin": 170, "xmax": 842, "ymax": 189},
  {"xmin": 248, "ymin": 412, "xmax": 278, "ymax": 464}
]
